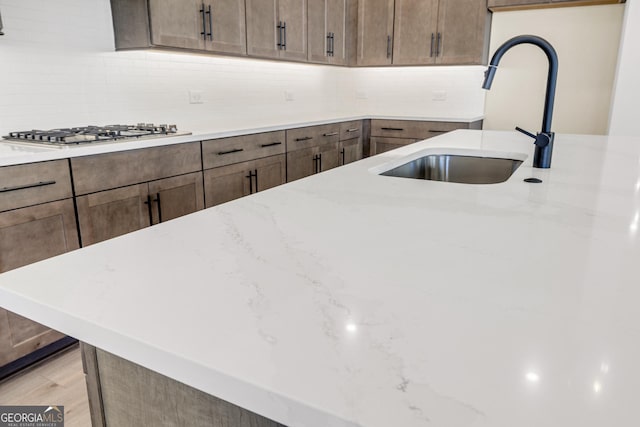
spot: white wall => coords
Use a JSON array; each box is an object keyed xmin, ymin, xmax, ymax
[
  {"xmin": 483, "ymin": 5, "xmax": 624, "ymax": 135},
  {"xmin": 0, "ymin": 0, "xmax": 485, "ymax": 136},
  {"xmin": 608, "ymin": 0, "xmax": 640, "ymax": 137}
]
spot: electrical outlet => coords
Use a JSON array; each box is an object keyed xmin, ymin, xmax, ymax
[
  {"xmin": 284, "ymin": 91, "xmax": 295, "ymax": 101},
  {"xmin": 432, "ymin": 90, "xmax": 447, "ymax": 102},
  {"xmin": 189, "ymin": 90, "xmax": 204, "ymax": 104}
]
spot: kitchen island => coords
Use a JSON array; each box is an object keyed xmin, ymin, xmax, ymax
[{"xmin": 1, "ymin": 129, "xmax": 639, "ymax": 426}]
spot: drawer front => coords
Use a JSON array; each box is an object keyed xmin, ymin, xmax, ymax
[
  {"xmin": 340, "ymin": 120, "xmax": 362, "ymax": 140},
  {"xmin": 286, "ymin": 123, "xmax": 341, "ymax": 152},
  {"xmin": 72, "ymin": 142, "xmax": 201, "ymax": 195},
  {"xmin": 370, "ymin": 136, "xmax": 417, "ymax": 156},
  {"xmin": 371, "ymin": 120, "xmax": 471, "ymax": 138},
  {"xmin": 0, "ymin": 160, "xmax": 73, "ymax": 212},
  {"xmin": 202, "ymin": 131, "xmax": 285, "ymax": 169}
]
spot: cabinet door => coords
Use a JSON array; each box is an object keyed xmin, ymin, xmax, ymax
[
  {"xmin": 278, "ymin": 0, "xmax": 308, "ymax": 61},
  {"xmin": 308, "ymin": 0, "xmax": 329, "ymax": 63},
  {"xmin": 318, "ymin": 143, "xmax": 341, "ymax": 172},
  {"xmin": 148, "ymin": 172, "xmax": 204, "ymax": 224},
  {"xmin": 327, "ymin": 0, "xmax": 347, "ymax": 65},
  {"xmin": 207, "ymin": 0, "xmax": 247, "ymax": 54},
  {"xmin": 246, "ymin": 0, "xmax": 279, "ymax": 58},
  {"xmin": 76, "ymin": 184, "xmax": 151, "ymax": 246},
  {"xmin": 0, "ymin": 199, "xmax": 79, "ymax": 367},
  {"xmin": 393, "ymin": 0, "xmax": 439, "ymax": 65},
  {"xmin": 308, "ymin": 0, "xmax": 347, "ymax": 64},
  {"xmin": 254, "ymin": 155, "xmax": 287, "ymax": 192},
  {"xmin": 148, "ymin": 0, "xmax": 206, "ymax": 50},
  {"xmin": 204, "ymin": 163, "xmax": 252, "ymax": 208},
  {"xmin": 287, "ymin": 146, "xmax": 318, "ymax": 182},
  {"xmin": 357, "ymin": 0, "xmax": 395, "ymax": 65},
  {"xmin": 340, "ymin": 137, "xmax": 363, "ymax": 165},
  {"xmin": 436, "ymin": 0, "xmax": 489, "ymax": 65}
]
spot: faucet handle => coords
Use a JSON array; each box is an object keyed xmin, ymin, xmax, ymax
[
  {"xmin": 515, "ymin": 126, "xmax": 536, "ymax": 139},
  {"xmin": 515, "ymin": 126, "xmax": 551, "ymax": 148}
]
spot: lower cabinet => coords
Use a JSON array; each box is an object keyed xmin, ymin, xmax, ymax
[
  {"xmin": 0, "ymin": 198, "xmax": 79, "ymax": 368},
  {"xmin": 287, "ymin": 143, "xmax": 341, "ymax": 182},
  {"xmin": 204, "ymin": 154, "xmax": 286, "ymax": 208},
  {"xmin": 76, "ymin": 172, "xmax": 204, "ymax": 246},
  {"xmin": 339, "ymin": 120, "xmax": 364, "ymax": 165},
  {"xmin": 286, "ymin": 123, "xmax": 342, "ymax": 182},
  {"xmin": 369, "ymin": 119, "xmax": 483, "ymax": 155}
]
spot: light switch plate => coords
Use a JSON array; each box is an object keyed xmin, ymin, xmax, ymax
[
  {"xmin": 189, "ymin": 90, "xmax": 204, "ymax": 104},
  {"xmin": 284, "ymin": 91, "xmax": 295, "ymax": 101},
  {"xmin": 432, "ymin": 90, "xmax": 447, "ymax": 101}
]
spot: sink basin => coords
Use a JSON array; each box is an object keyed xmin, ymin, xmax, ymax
[{"xmin": 380, "ymin": 154, "xmax": 523, "ymax": 184}]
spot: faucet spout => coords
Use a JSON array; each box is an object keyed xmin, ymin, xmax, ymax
[{"xmin": 482, "ymin": 35, "xmax": 559, "ymax": 168}]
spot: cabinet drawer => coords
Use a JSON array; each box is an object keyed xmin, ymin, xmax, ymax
[
  {"xmin": 286, "ymin": 123, "xmax": 341, "ymax": 152},
  {"xmin": 0, "ymin": 160, "xmax": 73, "ymax": 213},
  {"xmin": 370, "ymin": 120, "xmax": 471, "ymax": 138},
  {"xmin": 71, "ymin": 142, "xmax": 201, "ymax": 195},
  {"xmin": 340, "ymin": 120, "xmax": 362, "ymax": 140},
  {"xmin": 202, "ymin": 131, "xmax": 285, "ymax": 169},
  {"xmin": 370, "ymin": 136, "xmax": 417, "ymax": 156}
]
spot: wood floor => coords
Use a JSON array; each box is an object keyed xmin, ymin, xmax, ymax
[{"xmin": 0, "ymin": 344, "xmax": 91, "ymax": 427}]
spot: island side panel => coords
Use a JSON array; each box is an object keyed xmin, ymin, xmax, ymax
[{"xmin": 81, "ymin": 344, "xmax": 285, "ymax": 427}]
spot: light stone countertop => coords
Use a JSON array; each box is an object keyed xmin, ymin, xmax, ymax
[
  {"xmin": 2, "ymin": 129, "xmax": 639, "ymax": 427},
  {"xmin": 0, "ymin": 114, "xmax": 485, "ymax": 167}
]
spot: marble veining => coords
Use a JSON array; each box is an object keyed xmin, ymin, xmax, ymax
[{"xmin": 2, "ymin": 130, "xmax": 640, "ymax": 426}]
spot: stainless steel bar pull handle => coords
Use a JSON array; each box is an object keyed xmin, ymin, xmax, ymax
[
  {"xmin": 323, "ymin": 132, "xmax": 338, "ymax": 137},
  {"xmin": 277, "ymin": 22, "xmax": 282, "ymax": 49},
  {"xmin": 200, "ymin": 3, "xmax": 207, "ymax": 40},
  {"xmin": 0, "ymin": 180, "xmax": 56, "ymax": 193},
  {"xmin": 436, "ymin": 32, "xmax": 441, "ymax": 57},
  {"xmin": 153, "ymin": 193, "xmax": 162, "ymax": 223},
  {"xmin": 282, "ymin": 22, "xmax": 287, "ymax": 50},
  {"xmin": 261, "ymin": 142, "xmax": 282, "ymax": 148},
  {"xmin": 346, "ymin": 128, "xmax": 359, "ymax": 133},
  {"xmin": 207, "ymin": 4, "xmax": 213, "ymax": 40},
  {"xmin": 143, "ymin": 195, "xmax": 153, "ymax": 225},
  {"xmin": 327, "ymin": 32, "xmax": 332, "ymax": 55},
  {"xmin": 295, "ymin": 136, "xmax": 313, "ymax": 142},
  {"xmin": 246, "ymin": 170, "xmax": 254, "ymax": 194},
  {"xmin": 218, "ymin": 148, "xmax": 243, "ymax": 155},
  {"xmin": 381, "ymin": 127, "xmax": 403, "ymax": 131},
  {"xmin": 430, "ymin": 33, "xmax": 435, "ymax": 57}
]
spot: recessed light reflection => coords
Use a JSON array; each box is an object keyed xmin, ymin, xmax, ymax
[
  {"xmin": 345, "ymin": 322, "xmax": 357, "ymax": 333},
  {"xmin": 600, "ymin": 363, "xmax": 610, "ymax": 374},
  {"xmin": 593, "ymin": 381, "xmax": 602, "ymax": 394},
  {"xmin": 630, "ymin": 212, "xmax": 639, "ymax": 234},
  {"xmin": 525, "ymin": 372, "xmax": 540, "ymax": 383}
]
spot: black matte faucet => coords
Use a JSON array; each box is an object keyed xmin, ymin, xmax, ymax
[{"xmin": 482, "ymin": 35, "xmax": 558, "ymax": 169}]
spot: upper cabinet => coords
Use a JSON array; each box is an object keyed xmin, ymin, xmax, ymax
[
  {"xmin": 435, "ymin": 0, "xmax": 491, "ymax": 65},
  {"xmin": 308, "ymin": 0, "xmax": 349, "ymax": 65},
  {"xmin": 356, "ymin": 0, "xmax": 395, "ymax": 66},
  {"xmin": 246, "ymin": 0, "xmax": 307, "ymax": 61},
  {"xmin": 110, "ymin": 0, "xmax": 247, "ymax": 55},
  {"xmin": 109, "ymin": 0, "xmax": 493, "ymax": 66},
  {"xmin": 364, "ymin": 0, "xmax": 491, "ymax": 66}
]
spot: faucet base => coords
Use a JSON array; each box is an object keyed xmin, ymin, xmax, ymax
[{"xmin": 533, "ymin": 132, "xmax": 554, "ymax": 168}]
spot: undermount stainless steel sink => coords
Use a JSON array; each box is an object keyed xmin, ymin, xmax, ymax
[{"xmin": 380, "ymin": 154, "xmax": 523, "ymax": 184}]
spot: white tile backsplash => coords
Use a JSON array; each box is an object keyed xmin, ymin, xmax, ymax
[{"xmin": 0, "ymin": 0, "xmax": 485, "ymax": 136}]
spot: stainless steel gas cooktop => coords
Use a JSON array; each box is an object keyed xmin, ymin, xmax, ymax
[{"xmin": 2, "ymin": 124, "xmax": 189, "ymax": 148}]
